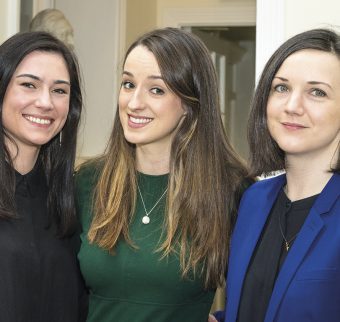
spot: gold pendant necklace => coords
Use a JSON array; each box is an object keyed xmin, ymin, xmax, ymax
[
  {"xmin": 278, "ymin": 208, "xmax": 299, "ymax": 251},
  {"xmin": 137, "ymin": 184, "xmax": 168, "ymax": 225}
]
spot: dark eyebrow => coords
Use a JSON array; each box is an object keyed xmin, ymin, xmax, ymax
[
  {"xmin": 308, "ymin": 80, "xmax": 332, "ymax": 90},
  {"xmin": 16, "ymin": 73, "xmax": 40, "ymax": 81},
  {"xmin": 273, "ymin": 76, "xmax": 332, "ymax": 90},
  {"xmin": 273, "ymin": 76, "xmax": 288, "ymax": 82},
  {"xmin": 122, "ymin": 71, "xmax": 133, "ymax": 77},
  {"xmin": 16, "ymin": 73, "xmax": 71, "ymax": 86},
  {"xmin": 148, "ymin": 75, "xmax": 163, "ymax": 80},
  {"xmin": 54, "ymin": 80, "xmax": 71, "ymax": 86},
  {"xmin": 122, "ymin": 71, "xmax": 163, "ymax": 80}
]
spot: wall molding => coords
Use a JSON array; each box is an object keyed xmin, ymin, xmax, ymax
[
  {"xmin": 6, "ymin": 0, "xmax": 20, "ymax": 37},
  {"xmin": 159, "ymin": 2, "xmax": 256, "ymax": 28},
  {"xmin": 158, "ymin": 0, "xmax": 286, "ymax": 83},
  {"xmin": 112, "ymin": 0, "xmax": 126, "ymax": 109},
  {"xmin": 33, "ymin": 0, "xmax": 55, "ymax": 14}
]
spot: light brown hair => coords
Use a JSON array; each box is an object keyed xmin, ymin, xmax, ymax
[{"xmin": 87, "ymin": 28, "xmax": 249, "ymax": 288}]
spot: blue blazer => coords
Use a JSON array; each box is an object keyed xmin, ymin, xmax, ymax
[{"xmin": 216, "ymin": 173, "xmax": 340, "ymax": 322}]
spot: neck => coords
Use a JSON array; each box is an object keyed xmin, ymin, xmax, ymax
[
  {"xmin": 285, "ymin": 154, "xmax": 334, "ymax": 201},
  {"xmin": 136, "ymin": 144, "xmax": 170, "ymax": 175},
  {"xmin": 6, "ymin": 140, "xmax": 40, "ymax": 175}
]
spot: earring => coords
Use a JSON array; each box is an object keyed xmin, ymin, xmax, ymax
[{"xmin": 59, "ymin": 131, "xmax": 62, "ymax": 146}]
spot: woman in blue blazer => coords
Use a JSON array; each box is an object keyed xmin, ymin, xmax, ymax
[{"xmin": 212, "ymin": 28, "xmax": 340, "ymax": 322}]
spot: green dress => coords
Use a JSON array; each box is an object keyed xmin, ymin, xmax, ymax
[{"xmin": 76, "ymin": 164, "xmax": 215, "ymax": 322}]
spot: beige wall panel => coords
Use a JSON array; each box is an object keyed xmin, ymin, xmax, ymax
[{"xmin": 126, "ymin": 0, "xmax": 157, "ymax": 49}]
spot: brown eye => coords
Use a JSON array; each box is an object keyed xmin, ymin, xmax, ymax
[
  {"xmin": 21, "ymin": 82, "xmax": 35, "ymax": 89},
  {"xmin": 53, "ymin": 88, "xmax": 68, "ymax": 95}
]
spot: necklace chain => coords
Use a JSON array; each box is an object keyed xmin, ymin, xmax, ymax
[
  {"xmin": 137, "ymin": 183, "xmax": 168, "ymax": 224},
  {"xmin": 278, "ymin": 207, "xmax": 299, "ymax": 251}
]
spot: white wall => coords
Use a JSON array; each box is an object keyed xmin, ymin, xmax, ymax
[
  {"xmin": 257, "ymin": 0, "xmax": 340, "ymax": 80},
  {"xmin": 285, "ymin": 0, "xmax": 340, "ymax": 38},
  {"xmin": 0, "ymin": 0, "xmax": 20, "ymax": 43},
  {"xmin": 55, "ymin": 0, "xmax": 122, "ymax": 160},
  {"xmin": 0, "ymin": 1, "xmax": 8, "ymax": 43}
]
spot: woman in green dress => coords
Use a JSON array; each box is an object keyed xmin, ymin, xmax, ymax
[{"xmin": 76, "ymin": 27, "xmax": 249, "ymax": 322}]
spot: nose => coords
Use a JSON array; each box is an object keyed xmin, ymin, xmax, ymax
[
  {"xmin": 127, "ymin": 87, "xmax": 146, "ymax": 111},
  {"xmin": 284, "ymin": 91, "xmax": 304, "ymax": 115},
  {"xmin": 35, "ymin": 88, "xmax": 53, "ymax": 110}
]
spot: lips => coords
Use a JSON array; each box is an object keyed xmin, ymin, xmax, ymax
[
  {"xmin": 23, "ymin": 114, "xmax": 53, "ymax": 125},
  {"xmin": 129, "ymin": 114, "xmax": 153, "ymax": 124},
  {"xmin": 127, "ymin": 114, "xmax": 153, "ymax": 129},
  {"xmin": 281, "ymin": 122, "xmax": 307, "ymax": 130}
]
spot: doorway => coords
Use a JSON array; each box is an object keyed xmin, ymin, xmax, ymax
[{"xmin": 185, "ymin": 26, "xmax": 256, "ymax": 160}]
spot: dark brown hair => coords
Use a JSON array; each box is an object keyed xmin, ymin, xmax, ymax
[
  {"xmin": 248, "ymin": 28, "xmax": 340, "ymax": 176},
  {"xmin": 0, "ymin": 31, "xmax": 82, "ymax": 236}
]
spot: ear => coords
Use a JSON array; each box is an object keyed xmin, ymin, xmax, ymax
[{"xmin": 182, "ymin": 105, "xmax": 188, "ymax": 116}]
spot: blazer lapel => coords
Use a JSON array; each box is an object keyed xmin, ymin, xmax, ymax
[
  {"xmin": 226, "ymin": 175, "xmax": 286, "ymax": 322},
  {"xmin": 264, "ymin": 173, "xmax": 340, "ymax": 322}
]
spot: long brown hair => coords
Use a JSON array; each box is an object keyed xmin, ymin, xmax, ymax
[{"xmin": 87, "ymin": 28, "xmax": 249, "ymax": 288}]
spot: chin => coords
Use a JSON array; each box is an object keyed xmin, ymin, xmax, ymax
[
  {"xmin": 123, "ymin": 133, "xmax": 143, "ymax": 145},
  {"xmin": 276, "ymin": 139, "xmax": 304, "ymax": 152},
  {"xmin": 28, "ymin": 136, "xmax": 55, "ymax": 147}
]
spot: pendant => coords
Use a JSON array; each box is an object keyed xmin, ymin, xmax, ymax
[
  {"xmin": 285, "ymin": 241, "xmax": 290, "ymax": 251},
  {"xmin": 142, "ymin": 215, "xmax": 150, "ymax": 224}
]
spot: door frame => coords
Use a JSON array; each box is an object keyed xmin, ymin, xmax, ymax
[
  {"xmin": 158, "ymin": 0, "xmax": 285, "ymax": 81},
  {"xmin": 32, "ymin": 0, "xmax": 55, "ymax": 14}
]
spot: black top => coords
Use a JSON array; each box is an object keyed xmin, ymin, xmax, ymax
[
  {"xmin": 0, "ymin": 161, "xmax": 87, "ymax": 322},
  {"xmin": 237, "ymin": 189, "xmax": 318, "ymax": 322}
]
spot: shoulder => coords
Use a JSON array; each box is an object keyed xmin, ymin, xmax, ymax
[
  {"xmin": 245, "ymin": 173, "xmax": 285, "ymax": 194},
  {"xmin": 75, "ymin": 160, "xmax": 103, "ymax": 229},
  {"xmin": 233, "ymin": 174, "xmax": 285, "ymax": 225},
  {"xmin": 239, "ymin": 177, "xmax": 255, "ymax": 195},
  {"xmin": 75, "ymin": 159, "xmax": 102, "ymax": 189},
  {"xmin": 75, "ymin": 159, "xmax": 103, "ymax": 207}
]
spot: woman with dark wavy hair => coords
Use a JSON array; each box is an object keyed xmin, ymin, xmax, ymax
[
  {"xmin": 213, "ymin": 28, "xmax": 340, "ymax": 322},
  {"xmin": 0, "ymin": 31, "xmax": 86, "ymax": 321},
  {"xmin": 76, "ymin": 27, "xmax": 250, "ymax": 321}
]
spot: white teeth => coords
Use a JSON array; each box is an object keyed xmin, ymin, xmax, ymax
[
  {"xmin": 25, "ymin": 115, "xmax": 51, "ymax": 125},
  {"xmin": 129, "ymin": 116, "xmax": 152, "ymax": 124}
]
